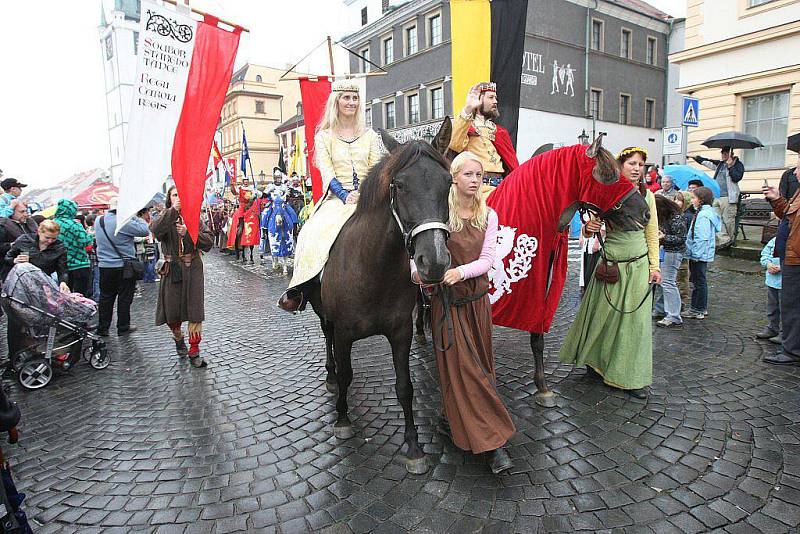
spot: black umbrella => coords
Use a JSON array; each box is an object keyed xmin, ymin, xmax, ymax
[
  {"xmin": 787, "ymin": 132, "xmax": 800, "ymax": 154},
  {"xmin": 702, "ymin": 131, "xmax": 763, "ymax": 150}
]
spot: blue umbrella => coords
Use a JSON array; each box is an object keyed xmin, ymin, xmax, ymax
[{"xmin": 663, "ymin": 164, "xmax": 720, "ymax": 198}]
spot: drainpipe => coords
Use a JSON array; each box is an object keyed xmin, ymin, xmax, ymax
[
  {"xmin": 585, "ymin": 0, "xmax": 598, "ymax": 137},
  {"xmin": 663, "ymin": 17, "xmax": 674, "ymax": 167}
]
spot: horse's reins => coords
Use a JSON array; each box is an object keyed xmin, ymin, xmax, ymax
[
  {"xmin": 433, "ymin": 285, "xmax": 498, "ymax": 392},
  {"xmin": 594, "ymin": 232, "xmax": 655, "ymax": 314},
  {"xmin": 580, "ymin": 187, "xmax": 654, "ymax": 315}
]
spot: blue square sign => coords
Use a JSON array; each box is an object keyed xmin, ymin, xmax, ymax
[{"xmin": 682, "ymin": 97, "xmax": 699, "ymax": 127}]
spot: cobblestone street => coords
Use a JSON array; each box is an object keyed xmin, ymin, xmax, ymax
[{"xmin": 4, "ymin": 251, "xmax": 800, "ymax": 533}]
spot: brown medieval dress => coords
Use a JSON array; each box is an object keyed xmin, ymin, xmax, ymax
[
  {"xmin": 150, "ymin": 207, "xmax": 213, "ymax": 358},
  {"xmin": 431, "ymin": 220, "xmax": 515, "ymax": 454}
]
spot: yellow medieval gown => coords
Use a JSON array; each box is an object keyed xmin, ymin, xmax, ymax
[{"xmin": 289, "ymin": 128, "xmax": 383, "ymax": 288}]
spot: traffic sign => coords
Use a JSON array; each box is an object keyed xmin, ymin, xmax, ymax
[
  {"xmin": 663, "ymin": 127, "xmax": 683, "ymax": 155},
  {"xmin": 682, "ymin": 97, "xmax": 699, "ymax": 127}
]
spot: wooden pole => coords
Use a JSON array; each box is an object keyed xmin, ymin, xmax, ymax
[
  {"xmin": 160, "ymin": 0, "xmax": 250, "ymax": 32},
  {"xmin": 327, "ymin": 35, "xmax": 336, "ymax": 77}
]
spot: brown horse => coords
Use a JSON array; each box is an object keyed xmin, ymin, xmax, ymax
[
  {"xmin": 308, "ymin": 119, "xmax": 453, "ymax": 474},
  {"xmin": 486, "ymin": 135, "xmax": 651, "ymax": 406}
]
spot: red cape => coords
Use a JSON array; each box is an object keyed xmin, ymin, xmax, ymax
[
  {"xmin": 486, "ymin": 145, "xmax": 634, "ymax": 333},
  {"xmin": 493, "ymin": 125, "xmax": 519, "ymax": 174}
]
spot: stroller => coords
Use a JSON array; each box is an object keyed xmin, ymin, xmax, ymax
[{"xmin": 1, "ymin": 264, "xmax": 109, "ymax": 390}]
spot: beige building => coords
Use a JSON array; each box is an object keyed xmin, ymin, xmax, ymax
[
  {"xmin": 219, "ymin": 64, "xmax": 305, "ymax": 188},
  {"xmin": 670, "ymin": 0, "xmax": 800, "ymax": 192}
]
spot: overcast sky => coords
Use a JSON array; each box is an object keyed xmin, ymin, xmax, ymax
[{"xmin": 0, "ymin": 0, "xmax": 686, "ymax": 190}]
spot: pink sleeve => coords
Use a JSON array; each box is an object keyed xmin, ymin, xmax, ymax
[{"xmin": 459, "ymin": 209, "xmax": 498, "ymax": 280}]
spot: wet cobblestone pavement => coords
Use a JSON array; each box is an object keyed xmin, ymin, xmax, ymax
[{"xmin": 3, "ymin": 251, "xmax": 800, "ymax": 533}]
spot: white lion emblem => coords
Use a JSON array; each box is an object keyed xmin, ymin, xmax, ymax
[{"xmin": 488, "ymin": 225, "xmax": 538, "ymax": 304}]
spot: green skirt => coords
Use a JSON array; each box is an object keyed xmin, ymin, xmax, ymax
[{"xmin": 559, "ymin": 230, "xmax": 653, "ymax": 390}]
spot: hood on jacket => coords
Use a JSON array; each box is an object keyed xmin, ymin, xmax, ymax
[
  {"xmin": 699, "ymin": 204, "xmax": 721, "ymax": 232},
  {"xmin": 54, "ymin": 198, "xmax": 78, "ymax": 220}
]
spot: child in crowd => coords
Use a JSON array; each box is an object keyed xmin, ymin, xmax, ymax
[
  {"xmin": 684, "ymin": 187, "xmax": 720, "ymax": 319},
  {"xmin": 757, "ymin": 237, "xmax": 782, "ymax": 344}
]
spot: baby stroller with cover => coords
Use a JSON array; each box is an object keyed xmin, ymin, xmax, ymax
[{"xmin": 1, "ymin": 264, "xmax": 109, "ymax": 390}]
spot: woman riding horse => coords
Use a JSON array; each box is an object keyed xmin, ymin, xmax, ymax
[{"xmin": 279, "ymin": 80, "xmax": 383, "ymax": 312}]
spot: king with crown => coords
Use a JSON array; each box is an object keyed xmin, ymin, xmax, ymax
[{"xmin": 449, "ymin": 82, "xmax": 519, "ymax": 188}]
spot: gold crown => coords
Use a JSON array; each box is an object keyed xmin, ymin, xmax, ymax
[
  {"xmin": 332, "ymin": 79, "xmax": 360, "ymax": 92},
  {"xmin": 478, "ymin": 82, "xmax": 496, "ymax": 93},
  {"xmin": 617, "ymin": 146, "xmax": 648, "ymax": 160}
]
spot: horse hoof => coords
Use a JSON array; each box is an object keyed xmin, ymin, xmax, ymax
[
  {"xmin": 414, "ymin": 334, "xmax": 427, "ymax": 345},
  {"xmin": 534, "ymin": 391, "xmax": 557, "ymax": 408},
  {"xmin": 325, "ymin": 380, "xmax": 338, "ymax": 393},
  {"xmin": 333, "ymin": 424, "xmax": 354, "ymax": 439},
  {"xmin": 404, "ymin": 456, "xmax": 429, "ymax": 475}
]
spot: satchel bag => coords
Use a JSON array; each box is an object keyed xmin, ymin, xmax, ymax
[
  {"xmin": 594, "ymin": 255, "xmax": 620, "ymax": 284},
  {"xmin": 99, "ymin": 217, "xmax": 145, "ymax": 281}
]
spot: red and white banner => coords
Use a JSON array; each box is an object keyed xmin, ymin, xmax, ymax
[
  {"xmin": 299, "ymin": 77, "xmax": 331, "ymax": 203},
  {"xmin": 117, "ymin": 0, "xmax": 240, "ymax": 242}
]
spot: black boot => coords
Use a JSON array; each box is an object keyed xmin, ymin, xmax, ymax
[
  {"xmin": 487, "ymin": 448, "xmax": 513, "ymax": 474},
  {"xmin": 175, "ymin": 338, "xmax": 188, "ymax": 357}
]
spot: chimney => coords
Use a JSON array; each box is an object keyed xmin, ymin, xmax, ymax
[{"xmin": 382, "ymin": 0, "xmax": 389, "ymax": 13}]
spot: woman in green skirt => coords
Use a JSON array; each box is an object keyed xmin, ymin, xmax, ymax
[{"xmin": 559, "ymin": 147, "xmax": 661, "ymax": 399}]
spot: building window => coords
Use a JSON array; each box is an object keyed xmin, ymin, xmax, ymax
[
  {"xmin": 256, "ymin": 74, "xmax": 262, "ymax": 82},
  {"xmin": 619, "ymin": 94, "xmax": 630, "ymax": 124},
  {"xmin": 619, "ymin": 94, "xmax": 631, "ymax": 124},
  {"xmin": 133, "ymin": 31, "xmax": 139, "ymax": 55},
  {"xmin": 590, "ymin": 89, "xmax": 602, "ymax": 120},
  {"xmin": 429, "ymin": 14, "xmax": 442, "ymax": 46},
  {"xmin": 430, "ymin": 87, "xmax": 444, "ymax": 119},
  {"xmin": 383, "ymin": 36, "xmax": 394, "ymax": 65},
  {"xmin": 405, "ymin": 25, "xmax": 418, "ymax": 56},
  {"xmin": 255, "ymin": 100, "xmax": 265, "ymax": 114},
  {"xmin": 105, "ymin": 35, "xmax": 114, "ymax": 60},
  {"xmin": 291, "ymin": 131, "xmax": 296, "ymax": 146},
  {"xmin": 385, "ymin": 101, "xmax": 396, "ymax": 129},
  {"xmin": 591, "ymin": 19, "xmax": 604, "ymax": 51},
  {"xmin": 407, "ymin": 94, "xmax": 420, "ymax": 124},
  {"xmin": 646, "ymin": 37, "xmax": 657, "ymax": 65},
  {"xmin": 645, "ymin": 98, "xmax": 655, "ymax": 128},
  {"xmin": 749, "ymin": 0, "xmax": 775, "ymax": 6},
  {"xmin": 743, "ymin": 91, "xmax": 789, "ymax": 169},
  {"xmin": 361, "ymin": 6, "xmax": 368, "ymax": 25},
  {"xmin": 620, "ymin": 29, "xmax": 631, "ymax": 59},
  {"xmin": 365, "ymin": 106, "xmax": 372, "ymax": 129},
  {"xmin": 360, "ymin": 47, "xmax": 370, "ymax": 73}
]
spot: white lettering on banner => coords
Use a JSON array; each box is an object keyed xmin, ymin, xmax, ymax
[{"xmin": 116, "ymin": 0, "xmax": 197, "ymax": 233}]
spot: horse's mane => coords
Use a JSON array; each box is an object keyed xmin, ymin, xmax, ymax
[{"xmin": 356, "ymin": 140, "xmax": 449, "ymax": 213}]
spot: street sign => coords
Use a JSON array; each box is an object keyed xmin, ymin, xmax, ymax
[
  {"xmin": 682, "ymin": 97, "xmax": 699, "ymax": 127},
  {"xmin": 663, "ymin": 127, "xmax": 683, "ymax": 155}
]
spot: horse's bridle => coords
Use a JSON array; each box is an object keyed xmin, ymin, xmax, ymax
[
  {"xmin": 579, "ymin": 187, "xmax": 639, "ymax": 222},
  {"xmin": 389, "ymin": 181, "xmax": 449, "ymax": 255}
]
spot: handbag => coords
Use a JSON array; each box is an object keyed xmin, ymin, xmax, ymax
[
  {"xmin": 594, "ymin": 254, "xmax": 620, "ymax": 284},
  {"xmin": 99, "ymin": 217, "xmax": 145, "ymax": 281}
]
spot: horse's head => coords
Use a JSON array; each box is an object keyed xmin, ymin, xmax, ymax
[
  {"xmin": 557, "ymin": 134, "xmax": 650, "ymax": 231},
  {"xmin": 371, "ymin": 118, "xmax": 453, "ymax": 283}
]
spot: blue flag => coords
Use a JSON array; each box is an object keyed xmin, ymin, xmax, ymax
[{"xmin": 240, "ymin": 129, "xmax": 251, "ymax": 175}]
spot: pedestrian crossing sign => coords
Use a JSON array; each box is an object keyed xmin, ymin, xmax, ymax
[{"xmin": 682, "ymin": 97, "xmax": 699, "ymax": 127}]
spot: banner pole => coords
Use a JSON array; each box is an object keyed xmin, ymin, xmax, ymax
[{"xmin": 327, "ymin": 36, "xmax": 336, "ymax": 77}]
